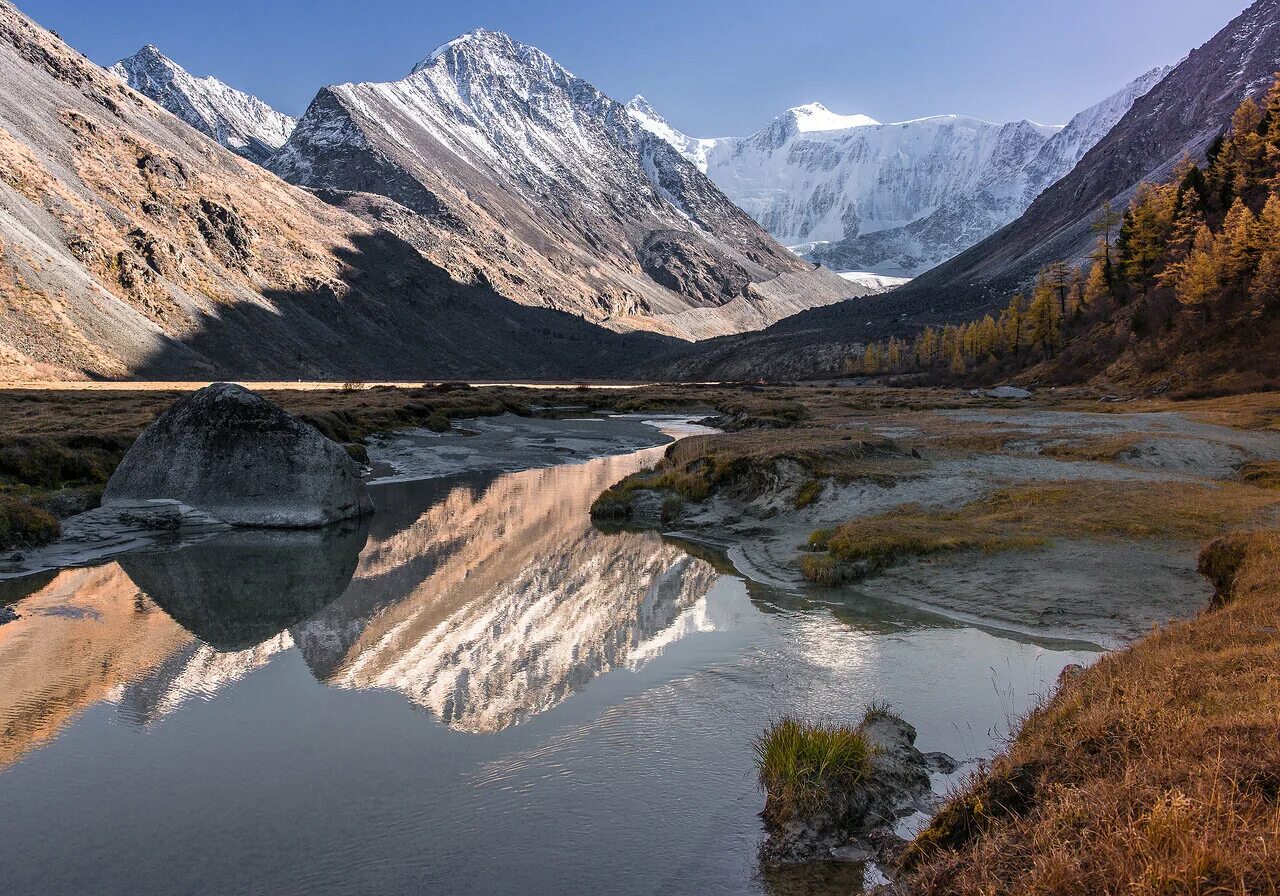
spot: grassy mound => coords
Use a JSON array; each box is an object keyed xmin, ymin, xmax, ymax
[
  {"xmin": 802, "ymin": 480, "xmax": 1280, "ymax": 586},
  {"xmin": 0, "ymin": 494, "xmax": 59, "ymax": 550},
  {"xmin": 753, "ymin": 716, "xmax": 875, "ymax": 827}
]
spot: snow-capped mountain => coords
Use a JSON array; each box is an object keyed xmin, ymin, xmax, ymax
[
  {"xmin": 629, "ymin": 68, "xmax": 1170, "ymax": 277},
  {"xmin": 267, "ymin": 29, "xmax": 864, "ymax": 340},
  {"xmin": 110, "ymin": 45, "xmax": 296, "ymax": 164}
]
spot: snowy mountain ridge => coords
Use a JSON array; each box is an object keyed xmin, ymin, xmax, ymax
[
  {"xmin": 265, "ymin": 28, "xmax": 865, "ymax": 340},
  {"xmin": 109, "ymin": 45, "xmax": 296, "ymax": 164},
  {"xmin": 628, "ymin": 66, "xmax": 1172, "ymax": 276}
]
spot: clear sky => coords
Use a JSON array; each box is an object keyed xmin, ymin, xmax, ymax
[{"xmin": 21, "ymin": 0, "xmax": 1252, "ymax": 136}]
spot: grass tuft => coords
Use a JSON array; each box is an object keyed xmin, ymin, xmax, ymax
[
  {"xmin": 794, "ymin": 479, "xmax": 823, "ymax": 509},
  {"xmin": 753, "ymin": 717, "xmax": 874, "ymax": 826},
  {"xmin": 0, "ymin": 494, "xmax": 60, "ymax": 550}
]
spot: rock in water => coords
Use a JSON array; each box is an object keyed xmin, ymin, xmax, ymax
[{"xmin": 102, "ymin": 383, "xmax": 373, "ymax": 527}]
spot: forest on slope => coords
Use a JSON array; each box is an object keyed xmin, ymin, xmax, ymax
[{"xmin": 852, "ymin": 80, "xmax": 1280, "ymax": 397}]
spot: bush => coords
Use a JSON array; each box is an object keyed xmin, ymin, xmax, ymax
[
  {"xmin": 343, "ymin": 443, "xmax": 370, "ymax": 465},
  {"xmin": 0, "ymin": 495, "xmax": 60, "ymax": 550},
  {"xmin": 794, "ymin": 479, "xmax": 823, "ymax": 509},
  {"xmin": 753, "ymin": 717, "xmax": 873, "ymax": 826},
  {"xmin": 425, "ymin": 412, "xmax": 451, "ymax": 433}
]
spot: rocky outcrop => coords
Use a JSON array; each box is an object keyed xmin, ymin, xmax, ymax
[
  {"xmin": 102, "ymin": 383, "xmax": 373, "ymax": 527},
  {"xmin": 761, "ymin": 713, "xmax": 956, "ymax": 867}
]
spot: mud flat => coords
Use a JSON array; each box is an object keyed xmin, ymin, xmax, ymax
[{"xmin": 597, "ymin": 402, "xmax": 1280, "ymax": 649}]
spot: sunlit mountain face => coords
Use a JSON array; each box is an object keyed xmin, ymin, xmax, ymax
[{"xmin": 0, "ymin": 445, "xmax": 720, "ymax": 767}]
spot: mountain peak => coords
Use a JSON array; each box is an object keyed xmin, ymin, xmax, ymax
[
  {"xmin": 784, "ymin": 103, "xmax": 880, "ymax": 132},
  {"xmin": 409, "ymin": 28, "xmax": 548, "ymax": 77},
  {"xmin": 626, "ymin": 95, "xmax": 660, "ymax": 118},
  {"xmin": 110, "ymin": 45, "xmax": 297, "ymax": 164}
]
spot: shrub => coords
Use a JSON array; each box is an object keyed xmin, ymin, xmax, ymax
[
  {"xmin": 343, "ymin": 443, "xmax": 370, "ymax": 465},
  {"xmin": 1240, "ymin": 460, "xmax": 1280, "ymax": 489},
  {"xmin": 660, "ymin": 495, "xmax": 684, "ymax": 525},
  {"xmin": 753, "ymin": 717, "xmax": 873, "ymax": 826},
  {"xmin": 0, "ymin": 495, "xmax": 60, "ymax": 550},
  {"xmin": 425, "ymin": 412, "xmax": 451, "ymax": 433},
  {"xmin": 799, "ymin": 553, "xmax": 845, "ymax": 586},
  {"xmin": 794, "ymin": 479, "xmax": 823, "ymax": 509}
]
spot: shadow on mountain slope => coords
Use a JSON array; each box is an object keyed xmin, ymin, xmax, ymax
[{"xmin": 132, "ymin": 227, "xmax": 679, "ymax": 382}]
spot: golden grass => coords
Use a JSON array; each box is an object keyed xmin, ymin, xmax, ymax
[
  {"xmin": 1040, "ymin": 433, "xmax": 1146, "ymax": 463},
  {"xmin": 902, "ymin": 530, "xmax": 1280, "ymax": 895},
  {"xmin": 1241, "ymin": 461, "xmax": 1280, "ymax": 490},
  {"xmin": 803, "ymin": 481, "xmax": 1280, "ymax": 584}
]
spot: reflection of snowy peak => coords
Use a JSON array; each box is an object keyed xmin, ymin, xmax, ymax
[
  {"xmin": 633, "ymin": 68, "xmax": 1170, "ymax": 276},
  {"xmin": 110, "ymin": 46, "xmax": 296, "ymax": 164},
  {"xmin": 292, "ymin": 451, "xmax": 720, "ymax": 733}
]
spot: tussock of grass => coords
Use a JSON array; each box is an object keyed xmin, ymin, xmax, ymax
[
  {"xmin": 794, "ymin": 479, "xmax": 822, "ymax": 510},
  {"xmin": 902, "ymin": 529, "xmax": 1280, "ymax": 894},
  {"xmin": 754, "ymin": 717, "xmax": 874, "ymax": 826},
  {"xmin": 0, "ymin": 494, "xmax": 59, "ymax": 550},
  {"xmin": 1040, "ymin": 433, "xmax": 1145, "ymax": 463},
  {"xmin": 802, "ymin": 481, "xmax": 1280, "ymax": 584},
  {"xmin": 1240, "ymin": 460, "xmax": 1280, "ymax": 489}
]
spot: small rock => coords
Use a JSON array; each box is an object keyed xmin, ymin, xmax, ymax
[
  {"xmin": 0, "ymin": 605, "xmax": 18, "ymax": 624},
  {"xmin": 1057, "ymin": 663, "xmax": 1085, "ymax": 685}
]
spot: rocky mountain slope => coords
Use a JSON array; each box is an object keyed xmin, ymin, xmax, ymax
[
  {"xmin": 109, "ymin": 45, "xmax": 296, "ymax": 164},
  {"xmin": 0, "ymin": 1, "xmax": 674, "ymax": 381},
  {"xmin": 266, "ymin": 29, "xmax": 864, "ymax": 340},
  {"xmin": 630, "ymin": 69, "xmax": 1169, "ymax": 278},
  {"xmin": 659, "ymin": 0, "xmax": 1280, "ymax": 380},
  {"xmin": 875, "ymin": 0, "xmax": 1280, "ymax": 323}
]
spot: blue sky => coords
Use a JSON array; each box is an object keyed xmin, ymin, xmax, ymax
[{"xmin": 22, "ymin": 0, "xmax": 1251, "ymax": 136}]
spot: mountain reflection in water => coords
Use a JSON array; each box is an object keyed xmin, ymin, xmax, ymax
[{"xmin": 0, "ymin": 443, "xmax": 718, "ymax": 766}]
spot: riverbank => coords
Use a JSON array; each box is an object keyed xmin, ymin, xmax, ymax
[
  {"xmin": 585, "ymin": 387, "xmax": 1280, "ymax": 887},
  {"xmin": 593, "ymin": 392, "xmax": 1280, "ymax": 648},
  {"xmin": 899, "ymin": 528, "xmax": 1280, "ymax": 894}
]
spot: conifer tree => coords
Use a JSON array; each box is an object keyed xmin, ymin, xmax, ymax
[{"xmin": 1176, "ymin": 224, "xmax": 1221, "ymax": 308}]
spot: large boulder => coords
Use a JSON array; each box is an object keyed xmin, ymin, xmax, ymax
[{"xmin": 102, "ymin": 383, "xmax": 373, "ymax": 527}]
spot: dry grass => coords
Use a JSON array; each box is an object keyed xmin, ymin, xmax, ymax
[
  {"xmin": 1041, "ymin": 432, "xmax": 1146, "ymax": 463},
  {"xmin": 1241, "ymin": 461, "xmax": 1280, "ymax": 490},
  {"xmin": 0, "ymin": 493, "xmax": 59, "ymax": 550},
  {"xmin": 902, "ymin": 529, "xmax": 1280, "ymax": 895},
  {"xmin": 802, "ymin": 481, "xmax": 1280, "ymax": 585}
]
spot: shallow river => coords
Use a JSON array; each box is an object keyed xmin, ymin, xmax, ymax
[{"xmin": 0, "ymin": 416, "xmax": 1099, "ymax": 895}]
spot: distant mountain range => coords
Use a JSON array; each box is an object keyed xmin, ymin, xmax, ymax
[
  {"xmin": 627, "ymin": 69, "xmax": 1170, "ymax": 278},
  {"xmin": 113, "ymin": 30, "xmax": 866, "ymax": 343},
  {"xmin": 654, "ymin": 0, "xmax": 1280, "ymax": 381},
  {"xmin": 0, "ymin": 1, "xmax": 676, "ymax": 381},
  {"xmin": 0, "ymin": 0, "xmax": 1273, "ymax": 383}
]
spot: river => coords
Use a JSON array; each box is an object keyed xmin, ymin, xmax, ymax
[{"xmin": 0, "ymin": 414, "xmax": 1098, "ymax": 895}]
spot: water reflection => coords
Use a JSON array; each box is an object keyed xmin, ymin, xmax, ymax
[
  {"xmin": 119, "ymin": 520, "xmax": 370, "ymax": 651},
  {"xmin": 296, "ymin": 450, "xmax": 719, "ymax": 732},
  {"xmin": 0, "ymin": 444, "xmax": 719, "ymax": 766}
]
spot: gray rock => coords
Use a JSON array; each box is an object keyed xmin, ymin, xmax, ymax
[
  {"xmin": 102, "ymin": 383, "xmax": 373, "ymax": 528},
  {"xmin": 988, "ymin": 385, "xmax": 1033, "ymax": 400}
]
